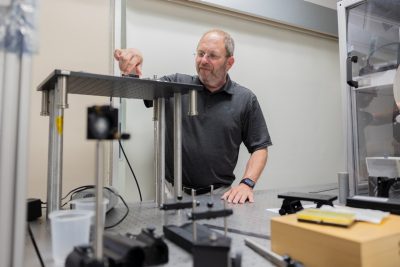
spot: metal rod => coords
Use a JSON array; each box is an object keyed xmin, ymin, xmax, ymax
[
  {"xmin": 192, "ymin": 189, "xmax": 197, "ymax": 242},
  {"xmin": 40, "ymin": 90, "xmax": 49, "ymax": 116},
  {"xmin": 153, "ymin": 99, "xmax": 158, "ymax": 121},
  {"xmin": 224, "ymin": 199, "xmax": 227, "ymax": 236},
  {"xmin": 95, "ymin": 141, "xmax": 104, "ymax": 260},
  {"xmin": 244, "ymin": 238, "xmax": 286, "ymax": 267},
  {"xmin": 46, "ymin": 76, "xmax": 67, "ymax": 216},
  {"xmin": 154, "ymin": 99, "xmax": 160, "ymax": 206},
  {"xmin": 156, "ymin": 98, "xmax": 165, "ymax": 206},
  {"xmin": 174, "ymin": 93, "xmax": 182, "ymax": 199},
  {"xmin": 188, "ymin": 89, "xmax": 198, "ymax": 116},
  {"xmin": 58, "ymin": 76, "xmax": 68, "ymax": 109},
  {"xmin": 210, "ymin": 185, "xmax": 214, "ymax": 204},
  {"xmin": 338, "ymin": 172, "xmax": 349, "ymax": 204}
]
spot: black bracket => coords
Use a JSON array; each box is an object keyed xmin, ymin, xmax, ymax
[
  {"xmin": 278, "ymin": 199, "xmax": 304, "ymax": 216},
  {"xmin": 160, "ymin": 200, "xmax": 200, "ymax": 211},
  {"xmin": 376, "ymin": 177, "xmax": 398, "ymax": 197},
  {"xmin": 277, "ymin": 192, "xmax": 337, "ymax": 216},
  {"xmin": 188, "ymin": 209, "xmax": 233, "ymax": 220}
]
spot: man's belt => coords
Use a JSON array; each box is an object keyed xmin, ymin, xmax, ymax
[{"xmin": 182, "ymin": 184, "xmax": 224, "ymax": 195}]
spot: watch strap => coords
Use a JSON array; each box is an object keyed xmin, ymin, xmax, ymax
[{"xmin": 240, "ymin": 178, "xmax": 255, "ymax": 189}]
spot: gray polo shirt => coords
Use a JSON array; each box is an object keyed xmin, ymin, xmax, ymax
[{"xmin": 160, "ymin": 73, "xmax": 272, "ymax": 188}]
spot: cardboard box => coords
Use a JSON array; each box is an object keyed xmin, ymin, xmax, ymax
[{"xmin": 271, "ymin": 214, "xmax": 400, "ymax": 267}]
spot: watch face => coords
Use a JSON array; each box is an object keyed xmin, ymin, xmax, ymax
[{"xmin": 242, "ymin": 178, "xmax": 255, "ymax": 188}]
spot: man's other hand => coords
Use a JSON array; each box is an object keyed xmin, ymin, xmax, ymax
[
  {"xmin": 221, "ymin": 183, "xmax": 254, "ymax": 204},
  {"xmin": 114, "ymin": 48, "xmax": 143, "ymax": 76}
]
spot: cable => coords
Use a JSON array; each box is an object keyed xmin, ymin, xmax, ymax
[
  {"xmin": 40, "ymin": 184, "xmax": 131, "ymax": 228},
  {"xmin": 62, "ymin": 185, "xmax": 95, "ymax": 201},
  {"xmin": 105, "ymin": 194, "xmax": 130, "ymax": 229},
  {"xmin": 308, "ymin": 188, "xmax": 338, "ymax": 194},
  {"xmin": 40, "ymin": 186, "xmax": 92, "ymax": 208},
  {"xmin": 66, "ymin": 186, "xmax": 130, "ymax": 228},
  {"xmin": 62, "ymin": 186, "xmax": 94, "ymax": 208},
  {"xmin": 118, "ymin": 139, "xmax": 143, "ymax": 202},
  {"xmin": 28, "ymin": 224, "xmax": 45, "ymax": 267}
]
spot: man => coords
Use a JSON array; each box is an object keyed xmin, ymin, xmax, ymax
[{"xmin": 114, "ymin": 29, "xmax": 272, "ymax": 204}]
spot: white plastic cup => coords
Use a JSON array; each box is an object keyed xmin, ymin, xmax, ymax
[
  {"xmin": 70, "ymin": 197, "xmax": 109, "ymax": 225},
  {"xmin": 49, "ymin": 209, "xmax": 93, "ymax": 264}
]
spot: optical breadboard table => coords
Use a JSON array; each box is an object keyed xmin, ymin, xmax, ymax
[
  {"xmin": 37, "ymin": 70, "xmax": 202, "ymax": 99},
  {"xmin": 37, "ymin": 70, "xmax": 203, "ymax": 217},
  {"xmin": 25, "ymin": 184, "xmax": 338, "ymax": 267}
]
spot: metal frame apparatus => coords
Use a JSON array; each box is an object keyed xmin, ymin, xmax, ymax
[
  {"xmin": 0, "ymin": 1, "xmax": 37, "ymax": 266},
  {"xmin": 337, "ymin": 0, "xmax": 364, "ymax": 196},
  {"xmin": 37, "ymin": 70, "xmax": 201, "ymax": 215},
  {"xmin": 338, "ymin": 0, "xmax": 400, "ymax": 196}
]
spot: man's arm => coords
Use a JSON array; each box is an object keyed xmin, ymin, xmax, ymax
[{"xmin": 221, "ymin": 148, "xmax": 268, "ymax": 204}]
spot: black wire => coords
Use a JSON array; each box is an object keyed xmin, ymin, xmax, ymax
[
  {"xmin": 62, "ymin": 185, "xmax": 95, "ymax": 201},
  {"xmin": 58, "ymin": 185, "xmax": 95, "ymax": 208},
  {"xmin": 40, "ymin": 186, "xmax": 92, "ymax": 208},
  {"xmin": 105, "ymin": 194, "xmax": 130, "ymax": 229},
  {"xmin": 28, "ymin": 224, "xmax": 45, "ymax": 267},
  {"xmin": 118, "ymin": 139, "xmax": 143, "ymax": 202},
  {"xmin": 308, "ymin": 188, "xmax": 338, "ymax": 194},
  {"xmin": 65, "ymin": 186, "xmax": 130, "ymax": 228},
  {"xmin": 40, "ymin": 185, "xmax": 131, "ymax": 228},
  {"xmin": 62, "ymin": 185, "xmax": 113, "ymax": 207},
  {"xmin": 69, "ymin": 186, "xmax": 95, "ymax": 204}
]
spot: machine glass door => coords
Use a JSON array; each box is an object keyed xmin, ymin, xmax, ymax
[
  {"xmin": 347, "ymin": 0, "xmax": 400, "ymax": 79},
  {"xmin": 346, "ymin": 0, "xmax": 400, "ymax": 194}
]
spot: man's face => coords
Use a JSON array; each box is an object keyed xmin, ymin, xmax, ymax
[{"xmin": 195, "ymin": 33, "xmax": 234, "ymax": 90}]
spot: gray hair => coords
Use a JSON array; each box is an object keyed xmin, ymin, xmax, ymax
[{"xmin": 201, "ymin": 29, "xmax": 235, "ymax": 57}]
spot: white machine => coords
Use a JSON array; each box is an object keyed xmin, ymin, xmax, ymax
[{"xmin": 338, "ymin": 0, "xmax": 400, "ymax": 197}]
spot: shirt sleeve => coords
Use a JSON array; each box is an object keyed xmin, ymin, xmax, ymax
[{"xmin": 242, "ymin": 95, "xmax": 272, "ymax": 153}]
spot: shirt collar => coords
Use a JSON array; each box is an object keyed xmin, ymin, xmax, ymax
[{"xmin": 195, "ymin": 74, "xmax": 234, "ymax": 95}]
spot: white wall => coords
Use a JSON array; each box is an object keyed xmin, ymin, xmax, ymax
[
  {"xmin": 28, "ymin": 0, "xmax": 111, "ymax": 200},
  {"xmin": 305, "ymin": 0, "xmax": 338, "ymax": 10},
  {"xmin": 119, "ymin": 0, "xmax": 344, "ymax": 201}
]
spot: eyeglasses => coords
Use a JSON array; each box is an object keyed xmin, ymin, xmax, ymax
[{"xmin": 194, "ymin": 50, "xmax": 225, "ymax": 61}]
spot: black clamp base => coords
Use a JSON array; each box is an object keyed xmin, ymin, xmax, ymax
[
  {"xmin": 163, "ymin": 223, "xmax": 226, "ymax": 253},
  {"xmin": 278, "ymin": 192, "xmax": 337, "ymax": 215},
  {"xmin": 65, "ymin": 246, "xmax": 106, "ymax": 267},
  {"xmin": 65, "ymin": 227, "xmax": 169, "ymax": 267},
  {"xmin": 163, "ymin": 223, "xmax": 240, "ymax": 267}
]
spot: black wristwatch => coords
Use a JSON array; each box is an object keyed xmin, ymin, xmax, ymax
[{"xmin": 240, "ymin": 178, "xmax": 255, "ymax": 189}]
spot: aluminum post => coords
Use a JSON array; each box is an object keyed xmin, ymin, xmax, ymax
[
  {"xmin": 174, "ymin": 93, "xmax": 183, "ymax": 199},
  {"xmin": 95, "ymin": 141, "xmax": 104, "ymax": 260},
  {"xmin": 192, "ymin": 189, "xmax": 197, "ymax": 242},
  {"xmin": 46, "ymin": 76, "xmax": 67, "ymax": 216},
  {"xmin": 156, "ymin": 98, "xmax": 166, "ymax": 206},
  {"xmin": 40, "ymin": 90, "xmax": 49, "ymax": 116},
  {"xmin": 154, "ymin": 99, "xmax": 160, "ymax": 205},
  {"xmin": 188, "ymin": 89, "xmax": 198, "ymax": 116}
]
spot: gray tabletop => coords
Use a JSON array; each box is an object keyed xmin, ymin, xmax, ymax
[{"xmin": 25, "ymin": 183, "xmax": 338, "ymax": 267}]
